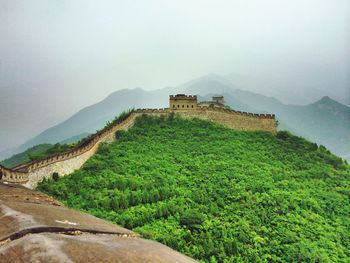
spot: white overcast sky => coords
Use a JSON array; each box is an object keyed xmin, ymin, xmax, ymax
[
  {"xmin": 0, "ymin": 0, "xmax": 349, "ymax": 152},
  {"xmin": 0, "ymin": 0, "xmax": 349, "ymax": 126}
]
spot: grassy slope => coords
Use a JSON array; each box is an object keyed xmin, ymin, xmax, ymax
[
  {"xmin": 0, "ymin": 143, "xmax": 75, "ymax": 168},
  {"xmin": 38, "ymin": 115, "xmax": 350, "ymax": 262},
  {"xmin": 0, "ymin": 144, "xmax": 53, "ymax": 168},
  {"xmin": 1, "ymin": 111, "xmax": 132, "ymax": 169}
]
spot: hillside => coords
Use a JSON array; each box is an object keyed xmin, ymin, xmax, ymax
[
  {"xmin": 38, "ymin": 115, "xmax": 350, "ymax": 262},
  {"xmin": 229, "ymin": 92, "xmax": 350, "ymax": 161},
  {"xmin": 5, "ymin": 74, "xmax": 348, "ymax": 163},
  {"xmin": 342, "ymin": 96, "xmax": 350, "ymax": 106},
  {"xmin": 0, "ymin": 134, "xmax": 89, "ymax": 168},
  {"xmin": 0, "ymin": 88, "xmax": 167, "ymax": 160},
  {"xmin": 0, "ymin": 144, "xmax": 53, "ymax": 168}
]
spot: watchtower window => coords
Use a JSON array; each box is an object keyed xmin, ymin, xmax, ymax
[
  {"xmin": 187, "ymin": 105, "xmax": 189, "ymax": 108},
  {"xmin": 173, "ymin": 105, "xmax": 175, "ymax": 108},
  {"xmin": 177, "ymin": 105, "xmax": 180, "ymax": 108},
  {"xmin": 182, "ymin": 105, "xmax": 184, "ymax": 108},
  {"xmin": 191, "ymin": 105, "xmax": 194, "ymax": 108}
]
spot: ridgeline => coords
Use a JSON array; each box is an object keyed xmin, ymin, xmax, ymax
[{"xmin": 38, "ymin": 115, "xmax": 350, "ymax": 262}]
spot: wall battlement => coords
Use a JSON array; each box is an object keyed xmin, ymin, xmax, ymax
[
  {"xmin": 170, "ymin": 94, "xmax": 198, "ymax": 110},
  {"xmin": 169, "ymin": 94, "xmax": 197, "ymax": 100},
  {"xmin": 0, "ymin": 95, "xmax": 276, "ymax": 188}
]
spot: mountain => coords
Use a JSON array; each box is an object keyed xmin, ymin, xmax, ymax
[
  {"xmin": 1, "ymin": 70, "xmax": 347, "ymax": 157},
  {"xmin": 38, "ymin": 115, "xmax": 350, "ymax": 262},
  {"xmin": 0, "ymin": 132, "xmax": 90, "ymax": 168},
  {"xmin": 3, "ymin": 74, "xmax": 349, "ymax": 162},
  {"xmin": 342, "ymin": 96, "xmax": 350, "ymax": 106},
  {"xmin": 192, "ymin": 84, "xmax": 350, "ymax": 161},
  {"xmin": 8, "ymin": 88, "xmax": 167, "ymax": 156},
  {"xmin": 176, "ymin": 73, "xmax": 236, "ymax": 95},
  {"xmin": 230, "ymin": 93, "xmax": 350, "ymax": 160},
  {"xmin": 0, "ymin": 144, "xmax": 53, "ymax": 168},
  {"xmin": 224, "ymin": 72, "xmax": 342, "ymax": 105},
  {"xmin": 225, "ymin": 72, "xmax": 309, "ymax": 105},
  {"xmin": 59, "ymin": 132, "xmax": 91, "ymax": 144}
]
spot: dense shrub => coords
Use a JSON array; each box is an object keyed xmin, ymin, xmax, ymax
[
  {"xmin": 179, "ymin": 209, "xmax": 206, "ymax": 231},
  {"xmin": 97, "ymin": 143, "xmax": 110, "ymax": 154},
  {"xmin": 38, "ymin": 115, "xmax": 350, "ymax": 262},
  {"xmin": 52, "ymin": 172, "xmax": 60, "ymax": 181},
  {"xmin": 276, "ymin": 130, "xmax": 289, "ymax": 140},
  {"xmin": 115, "ymin": 130, "xmax": 127, "ymax": 139}
]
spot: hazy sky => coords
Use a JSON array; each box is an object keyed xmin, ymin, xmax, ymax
[{"xmin": 0, "ymin": 0, "xmax": 349, "ymax": 151}]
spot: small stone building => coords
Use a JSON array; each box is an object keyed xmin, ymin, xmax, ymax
[
  {"xmin": 169, "ymin": 94, "xmax": 198, "ymax": 109},
  {"xmin": 197, "ymin": 96, "xmax": 227, "ymax": 109},
  {"xmin": 212, "ymin": 96, "xmax": 225, "ymax": 105}
]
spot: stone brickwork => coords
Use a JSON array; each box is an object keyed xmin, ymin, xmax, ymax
[
  {"xmin": 0, "ymin": 95, "xmax": 276, "ymax": 189},
  {"xmin": 0, "ymin": 112, "xmax": 140, "ymax": 189},
  {"xmin": 169, "ymin": 94, "xmax": 198, "ymax": 110},
  {"xmin": 179, "ymin": 107, "xmax": 276, "ymax": 133},
  {"xmin": 137, "ymin": 108, "xmax": 276, "ymax": 133}
]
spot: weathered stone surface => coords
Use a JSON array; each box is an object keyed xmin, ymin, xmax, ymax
[
  {"xmin": 22, "ymin": 143, "xmax": 100, "ymax": 189},
  {"xmin": 1, "ymin": 103, "xmax": 276, "ymax": 189},
  {"xmin": 0, "ymin": 183, "xmax": 197, "ymax": 263},
  {"xmin": 0, "ymin": 183, "xmax": 60, "ymax": 206},
  {"xmin": 0, "ymin": 232, "xmax": 196, "ymax": 263}
]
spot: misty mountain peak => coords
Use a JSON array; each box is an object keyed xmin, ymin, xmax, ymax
[
  {"xmin": 319, "ymin": 95, "xmax": 332, "ymax": 103},
  {"xmin": 315, "ymin": 96, "xmax": 341, "ymax": 107},
  {"xmin": 312, "ymin": 96, "xmax": 350, "ymax": 116},
  {"xmin": 178, "ymin": 74, "xmax": 234, "ymax": 95}
]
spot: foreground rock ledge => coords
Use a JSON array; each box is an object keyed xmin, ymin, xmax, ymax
[{"xmin": 0, "ymin": 183, "xmax": 196, "ymax": 263}]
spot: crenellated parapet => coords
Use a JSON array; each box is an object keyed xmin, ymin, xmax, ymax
[
  {"xmin": 195, "ymin": 105, "xmax": 275, "ymax": 119},
  {"xmin": 170, "ymin": 94, "xmax": 198, "ymax": 110},
  {"xmin": 1, "ymin": 111, "xmax": 138, "ymax": 187},
  {"xmin": 0, "ymin": 95, "xmax": 276, "ymax": 188},
  {"xmin": 0, "ymin": 164, "xmax": 28, "ymax": 183}
]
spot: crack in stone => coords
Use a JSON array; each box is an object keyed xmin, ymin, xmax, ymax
[{"xmin": 0, "ymin": 227, "xmax": 136, "ymax": 246}]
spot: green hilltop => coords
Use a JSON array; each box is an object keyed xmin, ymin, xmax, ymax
[
  {"xmin": 38, "ymin": 115, "xmax": 350, "ymax": 262},
  {"xmin": 0, "ymin": 133, "xmax": 90, "ymax": 169},
  {"xmin": 0, "ymin": 143, "xmax": 73, "ymax": 168}
]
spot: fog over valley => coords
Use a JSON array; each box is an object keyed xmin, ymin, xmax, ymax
[
  {"xmin": 2, "ymin": 2, "xmax": 350, "ymax": 262},
  {"xmin": 0, "ymin": 0, "xmax": 349, "ymax": 156}
]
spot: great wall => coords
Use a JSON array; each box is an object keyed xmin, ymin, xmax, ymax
[{"xmin": 0, "ymin": 95, "xmax": 276, "ymax": 189}]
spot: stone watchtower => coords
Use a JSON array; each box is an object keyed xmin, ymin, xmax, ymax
[
  {"xmin": 169, "ymin": 94, "xmax": 197, "ymax": 110},
  {"xmin": 212, "ymin": 96, "xmax": 225, "ymax": 105}
]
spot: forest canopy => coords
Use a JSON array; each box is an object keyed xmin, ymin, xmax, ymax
[{"xmin": 38, "ymin": 115, "xmax": 350, "ymax": 262}]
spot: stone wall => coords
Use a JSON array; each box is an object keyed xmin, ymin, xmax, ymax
[
  {"xmin": 22, "ymin": 141, "xmax": 99, "ymax": 189},
  {"xmin": 0, "ymin": 111, "xmax": 140, "ymax": 188},
  {"xmin": 0, "ymin": 107, "xmax": 276, "ymax": 189},
  {"xmin": 178, "ymin": 107, "xmax": 276, "ymax": 133},
  {"xmin": 22, "ymin": 111, "xmax": 139, "ymax": 189},
  {"xmin": 0, "ymin": 165, "xmax": 27, "ymax": 184},
  {"xmin": 169, "ymin": 95, "xmax": 198, "ymax": 110},
  {"xmin": 137, "ymin": 107, "xmax": 276, "ymax": 133}
]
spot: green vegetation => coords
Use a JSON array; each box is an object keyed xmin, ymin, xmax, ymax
[
  {"xmin": 0, "ymin": 110, "xmax": 134, "ymax": 169},
  {"xmin": 0, "ymin": 143, "xmax": 73, "ymax": 168},
  {"xmin": 59, "ymin": 132, "xmax": 91, "ymax": 145},
  {"xmin": 52, "ymin": 172, "xmax": 60, "ymax": 181},
  {"xmin": 103, "ymin": 109, "xmax": 134, "ymax": 129},
  {"xmin": 38, "ymin": 115, "xmax": 350, "ymax": 262}
]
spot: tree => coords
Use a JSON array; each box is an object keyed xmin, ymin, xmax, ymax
[
  {"xmin": 52, "ymin": 172, "xmax": 60, "ymax": 181},
  {"xmin": 179, "ymin": 209, "xmax": 206, "ymax": 231}
]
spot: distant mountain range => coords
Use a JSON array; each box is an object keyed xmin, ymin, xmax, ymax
[
  {"xmin": 342, "ymin": 96, "xmax": 350, "ymax": 107},
  {"xmin": 225, "ymin": 92, "xmax": 350, "ymax": 161},
  {"xmin": 1, "ymin": 74, "xmax": 349, "ymax": 162}
]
